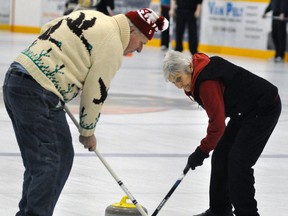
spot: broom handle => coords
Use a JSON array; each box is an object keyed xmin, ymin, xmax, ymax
[{"xmin": 64, "ymin": 105, "xmax": 148, "ymax": 216}]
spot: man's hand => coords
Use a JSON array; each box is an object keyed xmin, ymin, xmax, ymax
[
  {"xmin": 79, "ymin": 134, "xmax": 97, "ymax": 151},
  {"xmin": 169, "ymin": 0, "xmax": 176, "ymax": 17}
]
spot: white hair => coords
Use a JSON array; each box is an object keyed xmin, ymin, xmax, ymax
[{"xmin": 163, "ymin": 50, "xmax": 192, "ymax": 82}]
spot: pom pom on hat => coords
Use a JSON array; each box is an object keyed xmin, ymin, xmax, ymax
[{"xmin": 125, "ymin": 8, "xmax": 169, "ymax": 40}]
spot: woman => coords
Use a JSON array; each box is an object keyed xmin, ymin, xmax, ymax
[{"xmin": 163, "ymin": 50, "xmax": 281, "ymax": 216}]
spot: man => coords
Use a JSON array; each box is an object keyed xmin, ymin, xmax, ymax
[
  {"xmin": 170, "ymin": 0, "xmax": 202, "ymax": 54},
  {"xmin": 163, "ymin": 50, "xmax": 281, "ymax": 216},
  {"xmin": 160, "ymin": 0, "xmax": 171, "ymax": 51},
  {"xmin": 2, "ymin": 8, "xmax": 168, "ymax": 216},
  {"xmin": 95, "ymin": 0, "xmax": 115, "ymax": 16},
  {"xmin": 263, "ymin": 0, "xmax": 288, "ymax": 63}
]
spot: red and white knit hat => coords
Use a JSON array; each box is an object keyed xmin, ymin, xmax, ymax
[{"xmin": 125, "ymin": 8, "xmax": 169, "ymax": 40}]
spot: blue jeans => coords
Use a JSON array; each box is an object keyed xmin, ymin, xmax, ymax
[{"xmin": 3, "ymin": 68, "xmax": 74, "ymax": 216}]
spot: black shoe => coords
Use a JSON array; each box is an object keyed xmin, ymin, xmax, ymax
[{"xmin": 194, "ymin": 209, "xmax": 234, "ymax": 216}]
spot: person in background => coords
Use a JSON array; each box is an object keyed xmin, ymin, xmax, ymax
[
  {"xmin": 263, "ymin": 0, "xmax": 288, "ymax": 63},
  {"xmin": 63, "ymin": 0, "xmax": 115, "ymax": 16},
  {"xmin": 96, "ymin": 0, "xmax": 115, "ymax": 16},
  {"xmin": 170, "ymin": 0, "xmax": 202, "ymax": 55},
  {"xmin": 2, "ymin": 8, "xmax": 168, "ymax": 216},
  {"xmin": 163, "ymin": 50, "xmax": 281, "ymax": 216},
  {"xmin": 160, "ymin": 0, "xmax": 171, "ymax": 51},
  {"xmin": 63, "ymin": 0, "xmax": 79, "ymax": 15}
]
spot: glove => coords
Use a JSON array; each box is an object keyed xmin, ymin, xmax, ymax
[{"xmin": 187, "ymin": 147, "xmax": 209, "ymax": 171}]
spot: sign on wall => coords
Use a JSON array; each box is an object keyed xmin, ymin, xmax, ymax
[
  {"xmin": 0, "ymin": 0, "xmax": 10, "ymax": 24},
  {"xmin": 200, "ymin": 0, "xmax": 271, "ymax": 50},
  {"xmin": 114, "ymin": 0, "xmax": 151, "ymax": 14}
]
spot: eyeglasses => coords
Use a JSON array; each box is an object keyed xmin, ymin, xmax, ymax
[{"xmin": 174, "ymin": 76, "xmax": 182, "ymax": 84}]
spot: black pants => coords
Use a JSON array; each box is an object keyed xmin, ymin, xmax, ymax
[
  {"xmin": 175, "ymin": 9, "xmax": 199, "ymax": 54},
  {"xmin": 271, "ymin": 19, "xmax": 287, "ymax": 58},
  {"xmin": 160, "ymin": 5, "xmax": 170, "ymax": 48},
  {"xmin": 209, "ymin": 96, "xmax": 281, "ymax": 216}
]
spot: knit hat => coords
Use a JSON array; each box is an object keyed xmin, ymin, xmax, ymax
[{"xmin": 125, "ymin": 8, "xmax": 169, "ymax": 40}]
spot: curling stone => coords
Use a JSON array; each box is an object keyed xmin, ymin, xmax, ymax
[{"xmin": 105, "ymin": 196, "xmax": 148, "ymax": 216}]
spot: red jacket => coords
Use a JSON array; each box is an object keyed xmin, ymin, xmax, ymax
[{"xmin": 185, "ymin": 53, "xmax": 226, "ymax": 154}]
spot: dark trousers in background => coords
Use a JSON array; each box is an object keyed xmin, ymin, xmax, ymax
[
  {"xmin": 209, "ymin": 96, "xmax": 281, "ymax": 216},
  {"xmin": 272, "ymin": 19, "xmax": 287, "ymax": 58},
  {"xmin": 160, "ymin": 5, "xmax": 170, "ymax": 48},
  {"xmin": 3, "ymin": 69, "xmax": 74, "ymax": 216},
  {"xmin": 175, "ymin": 9, "xmax": 199, "ymax": 55}
]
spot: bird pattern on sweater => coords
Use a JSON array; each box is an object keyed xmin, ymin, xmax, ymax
[{"xmin": 15, "ymin": 11, "xmax": 130, "ymax": 136}]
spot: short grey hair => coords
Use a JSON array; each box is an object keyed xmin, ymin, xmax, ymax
[{"xmin": 163, "ymin": 50, "xmax": 192, "ymax": 82}]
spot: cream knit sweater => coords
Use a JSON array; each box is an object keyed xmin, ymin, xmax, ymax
[{"xmin": 15, "ymin": 10, "xmax": 130, "ymax": 136}]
